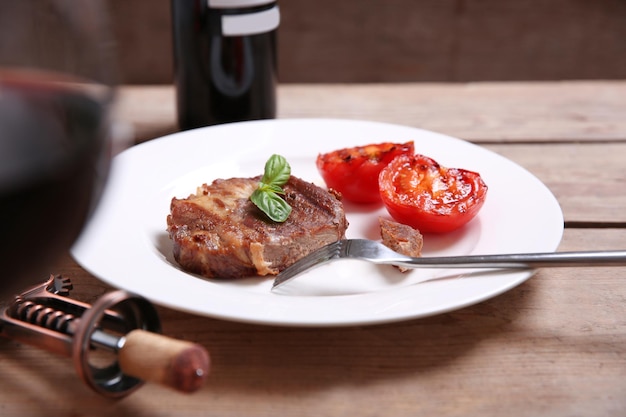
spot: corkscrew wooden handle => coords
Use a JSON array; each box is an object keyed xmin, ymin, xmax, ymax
[{"xmin": 118, "ymin": 329, "xmax": 210, "ymax": 393}]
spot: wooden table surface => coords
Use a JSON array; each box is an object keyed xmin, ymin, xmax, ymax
[{"xmin": 1, "ymin": 81, "xmax": 625, "ymax": 416}]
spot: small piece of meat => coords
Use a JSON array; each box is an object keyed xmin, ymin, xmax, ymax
[
  {"xmin": 379, "ymin": 217, "xmax": 423, "ymax": 272},
  {"xmin": 167, "ymin": 175, "xmax": 348, "ymax": 279}
]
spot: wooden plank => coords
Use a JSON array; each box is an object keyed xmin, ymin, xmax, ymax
[
  {"xmin": 113, "ymin": 85, "xmax": 177, "ymax": 142},
  {"xmin": 108, "ymin": 0, "xmax": 173, "ymax": 84},
  {"xmin": 277, "ymin": 82, "xmax": 626, "ymax": 142},
  {"xmin": 440, "ymin": 0, "xmax": 626, "ymax": 82},
  {"xmin": 2, "ymin": 229, "xmax": 623, "ymax": 416},
  {"xmin": 278, "ymin": 0, "xmax": 626, "ymax": 83},
  {"xmin": 114, "ymin": 82, "xmax": 626, "ymax": 143},
  {"xmin": 131, "ymin": 228, "xmax": 626, "ymax": 416},
  {"xmin": 486, "ymin": 143, "xmax": 626, "ymax": 224},
  {"xmin": 108, "ymin": 0, "xmax": 626, "ymax": 84}
]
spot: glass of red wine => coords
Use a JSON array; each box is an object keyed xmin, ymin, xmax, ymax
[{"xmin": 0, "ymin": 0, "xmax": 116, "ymax": 299}]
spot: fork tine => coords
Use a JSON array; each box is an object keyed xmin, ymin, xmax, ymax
[{"xmin": 272, "ymin": 240, "xmax": 343, "ymax": 289}]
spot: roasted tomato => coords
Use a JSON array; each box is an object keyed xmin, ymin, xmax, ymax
[
  {"xmin": 379, "ymin": 154, "xmax": 488, "ymax": 233},
  {"xmin": 316, "ymin": 142, "xmax": 414, "ymax": 204}
]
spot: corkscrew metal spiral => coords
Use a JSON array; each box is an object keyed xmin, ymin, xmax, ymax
[
  {"xmin": 9, "ymin": 275, "xmax": 76, "ymax": 332},
  {"xmin": 0, "ymin": 275, "xmax": 210, "ymax": 398},
  {"xmin": 11, "ymin": 297, "xmax": 75, "ymax": 329}
]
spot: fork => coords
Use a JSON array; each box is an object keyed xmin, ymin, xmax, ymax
[{"xmin": 271, "ymin": 239, "xmax": 626, "ymax": 290}]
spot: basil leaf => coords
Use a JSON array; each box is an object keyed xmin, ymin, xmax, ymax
[
  {"xmin": 251, "ymin": 154, "xmax": 293, "ymax": 222},
  {"xmin": 250, "ymin": 189, "xmax": 292, "ymax": 222},
  {"xmin": 261, "ymin": 154, "xmax": 291, "ymax": 187},
  {"xmin": 261, "ymin": 183, "xmax": 286, "ymax": 195}
]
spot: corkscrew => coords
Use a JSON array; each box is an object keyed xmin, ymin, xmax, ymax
[{"xmin": 0, "ymin": 274, "xmax": 210, "ymax": 398}]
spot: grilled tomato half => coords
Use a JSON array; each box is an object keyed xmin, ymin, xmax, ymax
[
  {"xmin": 316, "ymin": 141, "xmax": 414, "ymax": 204},
  {"xmin": 379, "ymin": 154, "xmax": 487, "ymax": 233}
]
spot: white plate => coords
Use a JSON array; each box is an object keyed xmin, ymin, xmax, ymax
[{"xmin": 71, "ymin": 119, "xmax": 563, "ymax": 327}]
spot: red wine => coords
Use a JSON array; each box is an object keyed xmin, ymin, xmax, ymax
[
  {"xmin": 0, "ymin": 71, "xmax": 109, "ymax": 297},
  {"xmin": 171, "ymin": 0, "xmax": 278, "ymax": 130}
]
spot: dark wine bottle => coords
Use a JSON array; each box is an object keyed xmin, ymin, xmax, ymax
[{"xmin": 171, "ymin": 0, "xmax": 279, "ymax": 130}]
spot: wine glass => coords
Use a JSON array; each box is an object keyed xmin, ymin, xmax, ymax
[{"xmin": 0, "ymin": 0, "xmax": 116, "ymax": 299}]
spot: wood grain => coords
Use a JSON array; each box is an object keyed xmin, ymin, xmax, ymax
[
  {"xmin": 1, "ymin": 230, "xmax": 625, "ymax": 416},
  {"xmin": 108, "ymin": 0, "xmax": 626, "ymax": 84},
  {"xmin": 2, "ymin": 81, "xmax": 625, "ymax": 416},
  {"xmin": 114, "ymin": 81, "xmax": 626, "ymax": 143},
  {"xmin": 276, "ymin": 82, "xmax": 626, "ymax": 142},
  {"xmin": 486, "ymin": 143, "xmax": 626, "ymax": 224}
]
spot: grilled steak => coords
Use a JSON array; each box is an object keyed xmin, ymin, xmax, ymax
[
  {"xmin": 379, "ymin": 217, "xmax": 423, "ymax": 272},
  {"xmin": 167, "ymin": 175, "xmax": 348, "ymax": 279}
]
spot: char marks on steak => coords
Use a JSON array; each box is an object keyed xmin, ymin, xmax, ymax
[
  {"xmin": 167, "ymin": 175, "xmax": 348, "ymax": 279},
  {"xmin": 379, "ymin": 217, "xmax": 423, "ymax": 272}
]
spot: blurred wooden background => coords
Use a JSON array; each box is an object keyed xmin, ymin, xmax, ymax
[{"xmin": 108, "ymin": 0, "xmax": 626, "ymax": 84}]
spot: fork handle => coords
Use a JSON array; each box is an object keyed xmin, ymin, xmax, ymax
[{"xmin": 395, "ymin": 250, "xmax": 626, "ymax": 269}]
